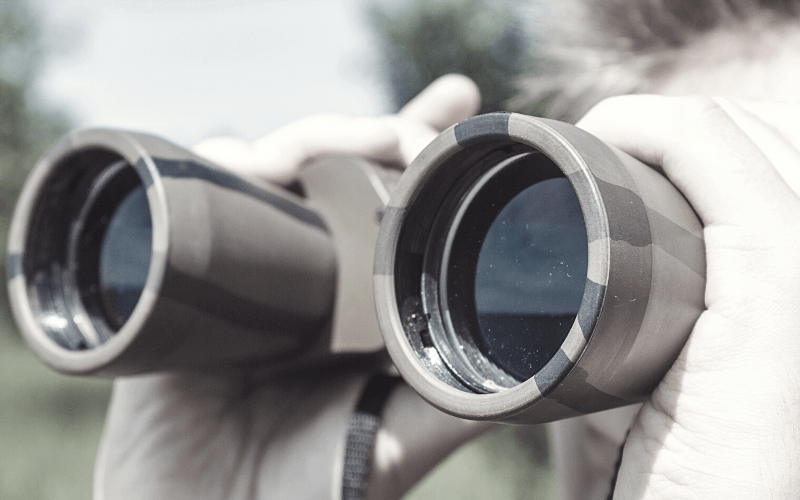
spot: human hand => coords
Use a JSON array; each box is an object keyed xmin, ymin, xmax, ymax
[
  {"xmin": 193, "ymin": 73, "xmax": 481, "ymax": 183},
  {"xmin": 561, "ymin": 95, "xmax": 800, "ymax": 500},
  {"xmin": 93, "ymin": 74, "xmax": 489, "ymax": 500}
]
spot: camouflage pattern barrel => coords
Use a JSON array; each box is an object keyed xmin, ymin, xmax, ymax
[
  {"xmin": 374, "ymin": 112, "xmax": 705, "ymax": 424},
  {"xmin": 7, "ymin": 129, "xmax": 338, "ymax": 376}
]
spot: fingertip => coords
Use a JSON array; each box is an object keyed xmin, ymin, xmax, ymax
[
  {"xmin": 400, "ymin": 73, "xmax": 482, "ymax": 131},
  {"xmin": 431, "ymin": 73, "xmax": 482, "ymax": 115}
]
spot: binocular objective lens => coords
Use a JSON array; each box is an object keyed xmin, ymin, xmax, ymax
[
  {"xmin": 474, "ymin": 177, "xmax": 588, "ymax": 381},
  {"xmin": 399, "ymin": 150, "xmax": 591, "ymax": 392},
  {"xmin": 97, "ymin": 185, "xmax": 152, "ymax": 330}
]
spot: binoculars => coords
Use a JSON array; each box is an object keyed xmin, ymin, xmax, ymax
[{"xmin": 7, "ymin": 113, "xmax": 705, "ymax": 424}]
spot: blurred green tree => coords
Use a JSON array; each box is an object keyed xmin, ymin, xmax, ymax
[
  {"xmin": 0, "ymin": 0, "xmax": 71, "ymax": 335},
  {"xmin": 368, "ymin": 0, "xmax": 537, "ymax": 113}
]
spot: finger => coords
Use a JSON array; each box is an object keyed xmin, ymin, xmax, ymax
[
  {"xmin": 709, "ymin": 98, "xmax": 800, "ymax": 194},
  {"xmin": 387, "ymin": 115, "xmax": 440, "ymax": 167},
  {"xmin": 193, "ymin": 75, "xmax": 481, "ymax": 184},
  {"xmin": 394, "ymin": 75, "xmax": 481, "ymax": 164},
  {"xmin": 577, "ymin": 95, "xmax": 798, "ymax": 227},
  {"xmin": 399, "ymin": 74, "xmax": 482, "ymax": 131},
  {"xmin": 193, "ymin": 114, "xmax": 404, "ymax": 184}
]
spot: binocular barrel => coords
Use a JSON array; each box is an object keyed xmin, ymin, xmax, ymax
[
  {"xmin": 374, "ymin": 113, "xmax": 705, "ymax": 424},
  {"xmin": 9, "ymin": 113, "xmax": 705, "ymax": 425},
  {"xmin": 7, "ymin": 129, "xmax": 343, "ymax": 375}
]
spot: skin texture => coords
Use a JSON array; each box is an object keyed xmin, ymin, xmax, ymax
[
  {"xmin": 96, "ymin": 73, "xmax": 800, "ymax": 498},
  {"xmin": 577, "ymin": 95, "xmax": 800, "ymax": 499}
]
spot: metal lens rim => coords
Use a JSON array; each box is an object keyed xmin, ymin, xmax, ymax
[
  {"xmin": 71, "ymin": 161, "xmax": 149, "ymax": 337},
  {"xmin": 425, "ymin": 151, "xmax": 578, "ymax": 393},
  {"xmin": 376, "ymin": 113, "xmax": 610, "ymax": 420},
  {"xmin": 21, "ymin": 153, "xmax": 150, "ymax": 351},
  {"xmin": 8, "ymin": 130, "xmax": 170, "ymax": 374}
]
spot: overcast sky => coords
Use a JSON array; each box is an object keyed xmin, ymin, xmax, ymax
[{"xmin": 33, "ymin": 0, "xmax": 387, "ymax": 147}]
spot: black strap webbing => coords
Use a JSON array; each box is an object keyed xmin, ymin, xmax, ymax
[{"xmin": 342, "ymin": 374, "xmax": 401, "ymax": 500}]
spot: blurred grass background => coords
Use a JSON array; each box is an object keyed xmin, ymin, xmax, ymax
[
  {"xmin": 406, "ymin": 426, "xmax": 557, "ymax": 500},
  {"xmin": 0, "ymin": 328, "xmax": 112, "ymax": 500},
  {"xmin": 0, "ymin": 0, "xmax": 556, "ymax": 498}
]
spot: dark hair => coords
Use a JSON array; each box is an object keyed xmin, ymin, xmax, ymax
[{"xmin": 512, "ymin": 0, "xmax": 800, "ymax": 122}]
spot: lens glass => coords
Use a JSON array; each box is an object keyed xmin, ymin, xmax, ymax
[
  {"xmin": 474, "ymin": 177, "xmax": 587, "ymax": 381},
  {"xmin": 98, "ymin": 185, "xmax": 152, "ymax": 328}
]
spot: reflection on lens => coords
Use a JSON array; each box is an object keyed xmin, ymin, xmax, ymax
[
  {"xmin": 474, "ymin": 177, "xmax": 587, "ymax": 381},
  {"xmin": 98, "ymin": 186, "xmax": 152, "ymax": 329}
]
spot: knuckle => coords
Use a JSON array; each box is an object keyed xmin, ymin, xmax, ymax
[
  {"xmin": 676, "ymin": 96, "xmax": 726, "ymax": 130},
  {"xmin": 679, "ymin": 95, "xmax": 720, "ymax": 116}
]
